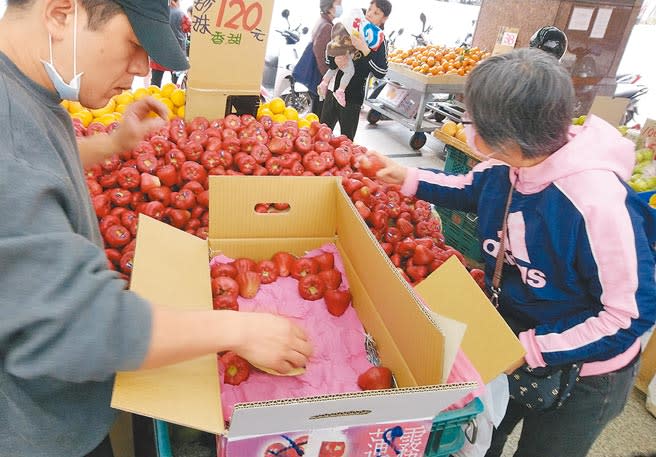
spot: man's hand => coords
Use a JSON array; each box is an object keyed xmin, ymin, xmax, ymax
[
  {"xmin": 231, "ymin": 312, "xmax": 313, "ymax": 375},
  {"xmin": 334, "ymin": 55, "xmax": 351, "ymax": 70},
  {"xmin": 351, "ymin": 33, "xmax": 371, "ymax": 55},
  {"xmin": 111, "ymin": 96, "xmax": 168, "ymax": 153},
  {"xmin": 370, "ymin": 151, "xmax": 408, "ymax": 185}
]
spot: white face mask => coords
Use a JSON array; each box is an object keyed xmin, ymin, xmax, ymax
[
  {"xmin": 41, "ymin": 1, "xmax": 84, "ymax": 101},
  {"xmin": 334, "ymin": 5, "xmax": 343, "ymax": 17}
]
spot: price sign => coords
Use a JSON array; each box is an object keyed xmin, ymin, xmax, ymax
[{"xmin": 187, "ymin": 0, "xmax": 273, "ymax": 120}]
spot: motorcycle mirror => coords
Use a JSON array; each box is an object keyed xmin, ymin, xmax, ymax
[
  {"xmin": 302, "ymin": 27, "xmax": 309, "ymax": 35},
  {"xmin": 398, "ymin": 28, "xmax": 404, "ymax": 35},
  {"xmin": 420, "ymin": 12, "xmax": 426, "ymax": 29},
  {"xmin": 281, "ymin": 9, "xmax": 290, "ymax": 19}
]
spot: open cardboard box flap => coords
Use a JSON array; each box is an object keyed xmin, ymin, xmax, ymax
[{"xmin": 112, "ymin": 177, "xmax": 520, "ymax": 436}]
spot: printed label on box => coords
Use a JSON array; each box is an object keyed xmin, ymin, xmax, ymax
[{"xmin": 223, "ymin": 418, "xmax": 433, "ymax": 457}]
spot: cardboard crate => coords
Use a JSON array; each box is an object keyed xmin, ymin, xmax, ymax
[{"xmin": 111, "ymin": 176, "xmax": 523, "ymax": 442}]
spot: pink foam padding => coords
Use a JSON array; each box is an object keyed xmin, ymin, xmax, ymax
[{"xmin": 211, "ymin": 243, "xmax": 373, "ymax": 422}]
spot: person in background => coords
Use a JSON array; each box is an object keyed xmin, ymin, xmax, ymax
[
  {"xmin": 320, "ymin": 0, "xmax": 391, "ymax": 141},
  {"xmin": 0, "ymin": 1, "xmax": 312, "ymax": 456},
  {"xmin": 292, "ymin": 0, "xmax": 342, "ymax": 116},
  {"xmin": 373, "ymin": 48, "xmax": 656, "ymax": 457},
  {"xmin": 149, "ymin": 0, "xmax": 187, "ymax": 87}
]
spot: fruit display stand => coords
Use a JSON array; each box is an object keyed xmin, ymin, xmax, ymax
[
  {"xmin": 430, "ymin": 129, "xmax": 484, "ymax": 265},
  {"xmin": 364, "ymin": 63, "xmax": 467, "ymax": 151}
]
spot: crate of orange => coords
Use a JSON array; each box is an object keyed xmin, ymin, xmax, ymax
[{"xmin": 388, "ymin": 45, "xmax": 490, "ymax": 86}]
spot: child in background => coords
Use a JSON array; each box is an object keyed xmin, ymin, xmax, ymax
[{"xmin": 318, "ymin": 10, "xmax": 384, "ymax": 107}]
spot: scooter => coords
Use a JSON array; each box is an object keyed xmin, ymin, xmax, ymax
[
  {"xmin": 411, "ymin": 12, "xmax": 433, "ymax": 47},
  {"xmin": 615, "ymin": 73, "xmax": 648, "ymax": 125},
  {"xmin": 261, "ymin": 9, "xmax": 312, "ymax": 115}
]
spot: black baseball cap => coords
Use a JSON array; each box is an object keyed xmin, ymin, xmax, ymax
[{"xmin": 115, "ymin": 0, "xmax": 189, "ymax": 71}]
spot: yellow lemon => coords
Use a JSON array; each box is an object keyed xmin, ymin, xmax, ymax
[
  {"xmin": 259, "ymin": 102, "xmax": 271, "ymax": 111},
  {"xmin": 441, "ymin": 120, "xmax": 457, "ymax": 137},
  {"xmin": 68, "ymin": 101, "xmax": 84, "ymax": 114},
  {"xmin": 305, "ymin": 112, "xmax": 319, "ymax": 122},
  {"xmin": 60, "ymin": 100, "xmax": 70, "ymax": 110},
  {"xmin": 160, "ymin": 97, "xmax": 175, "ymax": 113},
  {"xmin": 115, "ymin": 104, "xmax": 129, "ymax": 114},
  {"xmin": 160, "ymin": 82, "xmax": 177, "ymax": 98},
  {"xmin": 283, "ymin": 106, "xmax": 299, "ymax": 120},
  {"xmin": 257, "ymin": 107, "xmax": 274, "ymax": 120},
  {"xmin": 90, "ymin": 99, "xmax": 116, "ymax": 118},
  {"xmin": 298, "ymin": 118, "xmax": 310, "ymax": 129},
  {"xmin": 177, "ymin": 105, "xmax": 185, "ymax": 118},
  {"xmin": 170, "ymin": 88, "xmax": 186, "ymax": 107},
  {"xmin": 269, "ymin": 97, "xmax": 286, "ymax": 115},
  {"xmin": 71, "ymin": 109, "xmax": 93, "ymax": 127},
  {"xmin": 649, "ymin": 193, "xmax": 656, "ymax": 208},
  {"xmin": 96, "ymin": 113, "xmax": 118, "ymax": 126},
  {"xmin": 133, "ymin": 87, "xmax": 149, "ymax": 101},
  {"xmin": 272, "ymin": 113, "xmax": 287, "ymax": 124},
  {"xmin": 114, "ymin": 90, "xmax": 134, "ymax": 106},
  {"xmin": 455, "ymin": 129, "xmax": 467, "ymax": 143},
  {"xmin": 147, "ymin": 85, "xmax": 161, "ymax": 96}
]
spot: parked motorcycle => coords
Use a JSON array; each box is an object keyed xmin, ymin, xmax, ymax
[
  {"xmin": 615, "ymin": 73, "xmax": 648, "ymax": 125},
  {"xmin": 411, "ymin": 12, "xmax": 433, "ymax": 47},
  {"xmin": 261, "ymin": 9, "xmax": 312, "ymax": 115}
]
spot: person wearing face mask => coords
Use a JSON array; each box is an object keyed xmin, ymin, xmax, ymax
[
  {"xmin": 0, "ymin": 1, "xmax": 313, "ymax": 457},
  {"xmin": 293, "ymin": 0, "xmax": 343, "ymax": 115},
  {"xmin": 320, "ymin": 0, "xmax": 391, "ymax": 141},
  {"xmin": 370, "ymin": 49, "xmax": 655, "ymax": 457},
  {"xmin": 149, "ymin": 0, "xmax": 188, "ymax": 87}
]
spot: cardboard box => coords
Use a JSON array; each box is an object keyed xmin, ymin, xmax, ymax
[
  {"xmin": 112, "ymin": 176, "xmax": 523, "ymax": 439},
  {"xmin": 637, "ymin": 331, "xmax": 656, "ymax": 393},
  {"xmin": 186, "ymin": 0, "xmax": 273, "ymax": 120}
]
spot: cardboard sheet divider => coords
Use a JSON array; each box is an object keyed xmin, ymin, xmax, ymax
[
  {"xmin": 415, "ymin": 257, "xmax": 525, "ymax": 383},
  {"xmin": 335, "ymin": 186, "xmax": 445, "ymax": 385},
  {"xmin": 112, "ymin": 215, "xmax": 224, "ymax": 435}
]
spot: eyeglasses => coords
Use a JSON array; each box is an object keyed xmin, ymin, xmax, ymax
[{"xmin": 460, "ymin": 113, "xmax": 473, "ymax": 125}]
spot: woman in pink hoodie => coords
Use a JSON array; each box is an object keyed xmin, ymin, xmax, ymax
[{"xmin": 375, "ymin": 48, "xmax": 656, "ymax": 457}]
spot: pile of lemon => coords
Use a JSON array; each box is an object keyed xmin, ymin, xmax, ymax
[
  {"xmin": 257, "ymin": 97, "xmax": 319, "ymax": 128},
  {"xmin": 437, "ymin": 120, "xmax": 467, "ymax": 143},
  {"xmin": 61, "ymin": 82, "xmax": 186, "ymax": 127}
]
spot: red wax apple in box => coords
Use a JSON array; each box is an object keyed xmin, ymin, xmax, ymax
[
  {"xmin": 357, "ymin": 366, "xmax": 393, "ymax": 390},
  {"xmin": 210, "ymin": 244, "xmax": 376, "ymax": 422}
]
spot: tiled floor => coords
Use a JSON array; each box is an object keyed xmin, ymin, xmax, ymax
[{"xmin": 354, "ymin": 107, "xmax": 656, "ymax": 457}]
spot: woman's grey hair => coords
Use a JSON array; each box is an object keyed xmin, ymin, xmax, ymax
[{"xmin": 464, "ymin": 48, "xmax": 574, "ymax": 159}]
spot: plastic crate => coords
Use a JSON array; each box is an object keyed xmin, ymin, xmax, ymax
[
  {"xmin": 436, "ymin": 145, "xmax": 483, "ymax": 263},
  {"xmin": 424, "ymin": 397, "xmax": 485, "ymax": 457},
  {"xmin": 154, "ymin": 419, "xmax": 173, "ymax": 457}
]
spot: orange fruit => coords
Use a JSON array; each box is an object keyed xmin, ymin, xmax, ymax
[{"xmin": 441, "ymin": 121, "xmax": 457, "ymax": 136}]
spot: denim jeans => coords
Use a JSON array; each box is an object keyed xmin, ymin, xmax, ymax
[{"xmin": 485, "ymin": 356, "xmax": 639, "ymax": 457}]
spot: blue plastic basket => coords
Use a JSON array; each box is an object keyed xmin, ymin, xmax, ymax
[
  {"xmin": 154, "ymin": 419, "xmax": 173, "ymax": 457},
  {"xmin": 437, "ymin": 145, "xmax": 483, "ymax": 263},
  {"xmin": 424, "ymin": 397, "xmax": 485, "ymax": 457}
]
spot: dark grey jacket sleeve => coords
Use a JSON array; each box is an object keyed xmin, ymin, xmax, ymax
[{"xmin": 0, "ymin": 156, "xmax": 152, "ymax": 383}]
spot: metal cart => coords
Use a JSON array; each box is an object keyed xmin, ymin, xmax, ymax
[{"xmin": 363, "ymin": 63, "xmax": 466, "ymax": 151}]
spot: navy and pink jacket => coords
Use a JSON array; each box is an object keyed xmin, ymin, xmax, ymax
[{"xmin": 402, "ymin": 115, "xmax": 656, "ymax": 376}]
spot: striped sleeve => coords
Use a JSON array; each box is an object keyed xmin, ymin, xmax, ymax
[
  {"xmin": 401, "ymin": 160, "xmax": 506, "ymax": 213},
  {"xmin": 368, "ymin": 41, "xmax": 388, "ymax": 79},
  {"xmin": 519, "ymin": 171, "xmax": 656, "ymax": 374}
]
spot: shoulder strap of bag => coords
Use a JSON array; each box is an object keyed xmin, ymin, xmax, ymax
[{"xmin": 490, "ymin": 180, "xmax": 515, "ymax": 308}]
